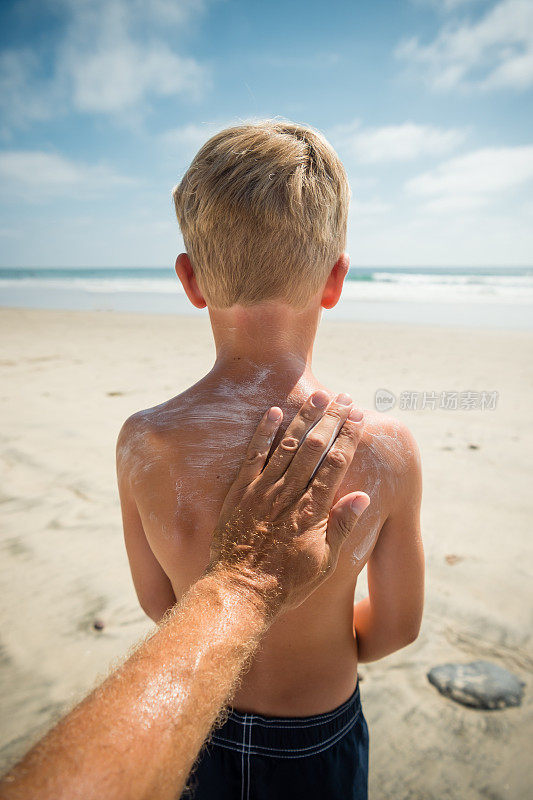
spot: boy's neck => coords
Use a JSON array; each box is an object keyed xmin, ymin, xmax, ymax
[{"xmin": 208, "ymin": 302, "xmax": 321, "ymax": 385}]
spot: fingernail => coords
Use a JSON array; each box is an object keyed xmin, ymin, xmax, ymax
[
  {"xmin": 351, "ymin": 494, "xmax": 370, "ymax": 515},
  {"xmin": 349, "ymin": 407, "xmax": 364, "ymax": 422},
  {"xmin": 268, "ymin": 407, "xmax": 282, "ymax": 422},
  {"xmin": 336, "ymin": 393, "xmax": 352, "ymax": 406},
  {"xmin": 311, "ymin": 390, "xmax": 329, "ymax": 409}
]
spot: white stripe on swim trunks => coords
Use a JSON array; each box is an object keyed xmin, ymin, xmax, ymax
[
  {"xmin": 247, "ymin": 715, "xmax": 253, "ymax": 800},
  {"xmin": 240, "ymin": 713, "xmax": 246, "ymax": 800}
]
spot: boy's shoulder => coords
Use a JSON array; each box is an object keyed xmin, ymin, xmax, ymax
[
  {"xmin": 116, "ymin": 392, "xmax": 193, "ymax": 475},
  {"xmin": 356, "ymin": 409, "xmax": 421, "ymax": 478},
  {"xmin": 118, "ymin": 382, "xmax": 206, "ymax": 436},
  {"xmin": 340, "ymin": 410, "xmax": 421, "ymax": 523}
]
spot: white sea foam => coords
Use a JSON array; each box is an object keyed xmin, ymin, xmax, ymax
[
  {"xmin": 1, "ymin": 267, "xmax": 532, "ymax": 327},
  {"xmin": 0, "ymin": 277, "xmax": 182, "ymax": 294},
  {"xmin": 341, "ymin": 271, "xmax": 533, "ymax": 304}
]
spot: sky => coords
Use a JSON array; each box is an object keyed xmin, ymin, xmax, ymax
[{"xmin": 0, "ymin": 0, "xmax": 532, "ymax": 268}]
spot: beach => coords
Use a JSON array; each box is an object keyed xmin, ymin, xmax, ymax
[{"xmin": 1, "ymin": 306, "xmax": 532, "ymax": 798}]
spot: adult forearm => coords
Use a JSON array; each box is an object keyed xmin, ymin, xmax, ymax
[
  {"xmin": 0, "ymin": 569, "xmax": 269, "ymax": 800},
  {"xmin": 354, "ymin": 597, "xmax": 418, "ymax": 663}
]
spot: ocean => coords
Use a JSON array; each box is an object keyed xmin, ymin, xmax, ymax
[{"xmin": 1, "ymin": 266, "xmax": 532, "ymax": 329}]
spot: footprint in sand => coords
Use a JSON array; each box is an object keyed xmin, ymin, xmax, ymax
[{"xmin": 445, "ymin": 554, "xmax": 464, "ymax": 565}]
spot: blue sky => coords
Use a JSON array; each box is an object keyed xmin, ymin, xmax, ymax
[{"xmin": 0, "ymin": 0, "xmax": 532, "ymax": 267}]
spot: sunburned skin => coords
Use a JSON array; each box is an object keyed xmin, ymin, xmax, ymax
[{"xmin": 117, "ymin": 355, "xmax": 417, "ymax": 717}]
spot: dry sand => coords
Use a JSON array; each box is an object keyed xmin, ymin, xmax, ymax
[{"xmin": 1, "ymin": 307, "xmax": 532, "ymax": 798}]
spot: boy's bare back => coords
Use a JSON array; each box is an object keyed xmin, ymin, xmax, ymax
[{"xmin": 117, "ymin": 365, "xmax": 422, "ymax": 716}]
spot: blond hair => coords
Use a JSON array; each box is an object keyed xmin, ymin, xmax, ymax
[{"xmin": 172, "ymin": 119, "xmax": 351, "ymax": 308}]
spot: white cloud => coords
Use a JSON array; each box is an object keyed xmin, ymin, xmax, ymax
[
  {"xmin": 422, "ymin": 194, "xmax": 490, "ymax": 212},
  {"xmin": 0, "ymin": 151, "xmax": 135, "ymax": 199},
  {"xmin": 406, "ymin": 145, "xmax": 533, "ymax": 211},
  {"xmin": 0, "ymin": 227, "xmax": 21, "ymax": 238},
  {"xmin": 0, "ymin": 50, "xmax": 64, "ymax": 134},
  {"xmin": 329, "ymin": 120, "xmax": 466, "ymax": 163},
  {"xmin": 349, "ymin": 198, "xmax": 391, "ymax": 216},
  {"xmin": 58, "ymin": 0, "xmax": 207, "ymax": 41},
  {"xmin": 0, "ymin": 0, "xmax": 210, "ymax": 130},
  {"xmin": 396, "ymin": 0, "xmax": 533, "ymax": 90},
  {"xmin": 65, "ymin": 42, "xmax": 207, "ymax": 114},
  {"xmin": 411, "ymin": 0, "xmax": 487, "ymax": 10},
  {"xmin": 114, "ymin": 0, "xmax": 208, "ymax": 27},
  {"xmin": 61, "ymin": 0, "xmax": 211, "ymax": 114},
  {"xmin": 346, "ymin": 207, "xmax": 533, "ymax": 266},
  {"xmin": 441, "ymin": 0, "xmax": 484, "ymax": 8},
  {"xmin": 159, "ymin": 120, "xmax": 231, "ymax": 153}
]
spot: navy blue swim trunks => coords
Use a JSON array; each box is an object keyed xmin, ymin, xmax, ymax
[{"xmin": 182, "ymin": 680, "xmax": 369, "ymax": 799}]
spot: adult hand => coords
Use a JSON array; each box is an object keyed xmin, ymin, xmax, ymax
[{"xmin": 209, "ymin": 390, "xmax": 370, "ymax": 614}]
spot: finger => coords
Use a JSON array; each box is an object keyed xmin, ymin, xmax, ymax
[
  {"xmin": 278, "ymin": 396, "xmax": 360, "ymax": 497},
  {"xmin": 233, "ymin": 406, "xmax": 283, "ymax": 489},
  {"xmin": 304, "ymin": 409, "xmax": 364, "ymax": 514},
  {"xmin": 326, "ymin": 492, "xmax": 370, "ymax": 560},
  {"xmin": 259, "ymin": 390, "xmax": 331, "ymax": 483}
]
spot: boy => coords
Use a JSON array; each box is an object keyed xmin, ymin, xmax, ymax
[{"xmin": 116, "ymin": 120, "xmax": 424, "ymax": 800}]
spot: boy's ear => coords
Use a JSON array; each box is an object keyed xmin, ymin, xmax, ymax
[
  {"xmin": 175, "ymin": 253, "xmax": 207, "ymax": 309},
  {"xmin": 321, "ymin": 253, "xmax": 350, "ymax": 310}
]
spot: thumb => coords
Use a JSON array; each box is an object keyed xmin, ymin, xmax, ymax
[{"xmin": 326, "ymin": 492, "xmax": 370, "ymax": 556}]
